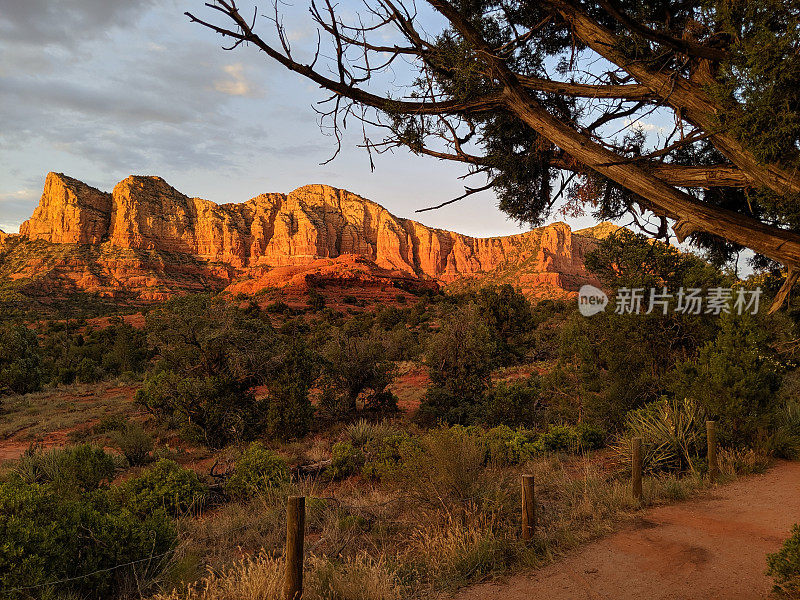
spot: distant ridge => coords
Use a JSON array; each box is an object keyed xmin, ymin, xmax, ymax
[{"xmin": 1, "ymin": 172, "xmax": 607, "ymax": 301}]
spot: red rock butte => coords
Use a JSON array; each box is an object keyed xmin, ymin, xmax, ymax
[{"xmin": 2, "ymin": 172, "xmax": 610, "ymax": 301}]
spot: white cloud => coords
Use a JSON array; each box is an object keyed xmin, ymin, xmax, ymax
[
  {"xmin": 214, "ymin": 63, "xmax": 259, "ymax": 97},
  {"xmin": 624, "ymin": 119, "xmax": 668, "ymax": 134}
]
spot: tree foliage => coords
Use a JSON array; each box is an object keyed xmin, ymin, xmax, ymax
[{"xmin": 189, "ymin": 0, "xmax": 800, "ymax": 297}]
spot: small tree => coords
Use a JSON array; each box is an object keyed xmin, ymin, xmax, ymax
[
  {"xmin": 138, "ymin": 295, "xmax": 276, "ymax": 447},
  {"xmin": 670, "ymin": 313, "xmax": 783, "ymax": 446},
  {"xmin": 0, "ymin": 322, "xmax": 42, "ymax": 396},
  {"xmin": 420, "ymin": 303, "xmax": 495, "ymax": 424},
  {"xmin": 321, "ymin": 330, "xmax": 395, "ymax": 415},
  {"xmin": 476, "ymin": 284, "xmax": 533, "ymax": 365},
  {"xmin": 265, "ymin": 341, "xmax": 317, "ymax": 439}
]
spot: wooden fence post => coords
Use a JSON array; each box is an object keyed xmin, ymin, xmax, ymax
[
  {"xmin": 521, "ymin": 474, "xmax": 535, "ymax": 541},
  {"xmin": 283, "ymin": 496, "xmax": 305, "ymax": 600},
  {"xmin": 707, "ymin": 420, "xmax": 718, "ymax": 483},
  {"xmin": 631, "ymin": 437, "xmax": 643, "ymax": 502}
]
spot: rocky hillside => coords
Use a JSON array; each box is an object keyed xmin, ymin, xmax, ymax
[{"xmin": 1, "ymin": 172, "xmax": 608, "ymax": 302}]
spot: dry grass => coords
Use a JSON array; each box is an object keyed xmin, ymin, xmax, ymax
[
  {"xmin": 0, "ymin": 381, "xmax": 139, "ymax": 443},
  {"xmin": 140, "ymin": 419, "xmax": 778, "ymax": 600},
  {"xmin": 153, "ymin": 552, "xmax": 402, "ymax": 600},
  {"xmin": 157, "ymin": 442, "xmax": 725, "ymax": 600}
]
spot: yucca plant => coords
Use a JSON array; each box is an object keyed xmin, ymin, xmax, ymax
[
  {"xmin": 346, "ymin": 418, "xmax": 397, "ymax": 448},
  {"xmin": 610, "ymin": 398, "xmax": 706, "ymax": 474}
]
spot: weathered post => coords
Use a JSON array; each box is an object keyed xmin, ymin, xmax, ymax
[
  {"xmin": 707, "ymin": 420, "xmax": 718, "ymax": 483},
  {"xmin": 521, "ymin": 474, "xmax": 536, "ymax": 541},
  {"xmin": 631, "ymin": 437, "xmax": 643, "ymax": 502},
  {"xmin": 283, "ymin": 496, "xmax": 305, "ymax": 600}
]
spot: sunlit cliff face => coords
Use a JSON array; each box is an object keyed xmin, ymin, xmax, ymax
[{"xmin": 3, "ymin": 172, "xmax": 608, "ymax": 301}]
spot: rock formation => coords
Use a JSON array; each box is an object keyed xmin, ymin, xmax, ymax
[
  {"xmin": 20, "ymin": 173, "xmax": 112, "ymax": 244},
  {"xmin": 5, "ymin": 172, "xmax": 609, "ymax": 301}
]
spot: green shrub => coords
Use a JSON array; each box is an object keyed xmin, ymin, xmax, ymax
[
  {"xmin": 767, "ymin": 524, "xmax": 800, "ymax": 596},
  {"xmin": 419, "ymin": 304, "xmax": 495, "ymax": 425},
  {"xmin": 347, "ymin": 418, "xmax": 387, "ymax": 448},
  {"xmin": 361, "ymin": 431, "xmax": 419, "ymax": 480},
  {"xmin": 576, "ymin": 422, "xmax": 606, "ymax": 450},
  {"xmin": 136, "ymin": 371, "xmax": 267, "ymax": 448},
  {"xmin": 266, "ymin": 300, "xmax": 290, "ymax": 314},
  {"xmin": 92, "ymin": 414, "xmax": 128, "ymax": 434},
  {"xmin": 15, "ymin": 444, "xmax": 117, "ymax": 493},
  {"xmin": 483, "ymin": 425, "xmax": 540, "ymax": 465},
  {"xmin": 0, "ymin": 477, "xmax": 176, "ymax": 599},
  {"xmin": 265, "ymin": 342, "xmax": 317, "ymax": 440},
  {"xmin": 481, "ymin": 377, "xmax": 541, "ymax": 427},
  {"xmin": 76, "ymin": 357, "xmax": 103, "ymax": 384},
  {"xmin": 327, "ymin": 441, "xmax": 365, "ymax": 480},
  {"xmin": 541, "ymin": 424, "xmax": 579, "ymax": 452},
  {"xmin": 225, "ymin": 442, "xmax": 289, "ymax": 500},
  {"xmin": 307, "ymin": 289, "xmax": 326, "ymax": 311},
  {"xmin": 399, "ymin": 426, "xmax": 487, "ymax": 503},
  {"xmin": 111, "ymin": 423, "xmax": 154, "ymax": 466},
  {"xmin": 116, "ymin": 459, "xmax": 206, "ymax": 517},
  {"xmin": 669, "ymin": 313, "xmax": 782, "ymax": 447},
  {"xmin": 0, "ymin": 322, "xmax": 42, "ymax": 395}
]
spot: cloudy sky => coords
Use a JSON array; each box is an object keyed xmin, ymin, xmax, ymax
[{"xmin": 0, "ymin": 0, "xmax": 642, "ymax": 237}]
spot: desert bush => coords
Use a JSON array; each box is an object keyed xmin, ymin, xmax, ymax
[
  {"xmin": 767, "ymin": 524, "xmax": 800, "ymax": 597},
  {"xmin": 541, "ymin": 424, "xmax": 579, "ymax": 452},
  {"xmin": 112, "ymin": 422, "xmax": 154, "ymax": 466},
  {"xmin": 140, "ymin": 295, "xmax": 278, "ymax": 447},
  {"xmin": 482, "ymin": 425, "xmax": 540, "ymax": 466},
  {"xmin": 76, "ymin": 357, "xmax": 104, "ymax": 383},
  {"xmin": 307, "ymin": 289, "xmax": 326, "ymax": 311},
  {"xmin": 0, "ymin": 321, "xmax": 42, "ymax": 395},
  {"xmin": 399, "ymin": 426, "xmax": 487, "ymax": 504},
  {"xmin": 39, "ymin": 321, "xmax": 149, "ymax": 386},
  {"xmin": 0, "ymin": 476, "xmax": 176, "ymax": 599},
  {"xmin": 481, "ymin": 376, "xmax": 542, "ymax": 427},
  {"xmin": 475, "ymin": 284, "xmax": 533, "ymax": 365},
  {"xmin": 92, "ymin": 414, "xmax": 128, "ymax": 434},
  {"xmin": 763, "ymin": 400, "xmax": 800, "ymax": 460},
  {"xmin": 225, "ymin": 442, "xmax": 289, "ymax": 500},
  {"xmin": 382, "ymin": 327, "xmax": 420, "ymax": 361},
  {"xmin": 116, "ymin": 459, "xmax": 206, "ymax": 517},
  {"xmin": 264, "ymin": 342, "xmax": 317, "ymax": 439},
  {"xmin": 327, "ymin": 441, "xmax": 365, "ymax": 480},
  {"xmin": 670, "ymin": 313, "xmax": 783, "ymax": 447},
  {"xmin": 576, "ymin": 422, "xmax": 607, "ymax": 450},
  {"xmin": 265, "ymin": 300, "xmax": 290, "ymax": 314},
  {"xmin": 610, "ymin": 398, "xmax": 705, "ymax": 474},
  {"xmin": 15, "ymin": 444, "xmax": 117, "ymax": 493},
  {"xmin": 346, "ymin": 418, "xmax": 391, "ymax": 448},
  {"xmin": 361, "ymin": 431, "xmax": 419, "ymax": 480},
  {"xmin": 321, "ymin": 331, "xmax": 396, "ymax": 415},
  {"xmin": 136, "ymin": 371, "xmax": 267, "ymax": 448},
  {"xmin": 419, "ymin": 303, "xmax": 496, "ymax": 424}
]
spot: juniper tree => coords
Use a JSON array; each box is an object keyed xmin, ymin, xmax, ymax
[{"xmin": 189, "ymin": 0, "xmax": 800, "ymax": 308}]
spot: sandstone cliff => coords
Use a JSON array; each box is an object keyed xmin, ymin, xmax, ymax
[
  {"xmin": 8, "ymin": 172, "xmax": 607, "ymax": 300},
  {"xmin": 20, "ymin": 173, "xmax": 112, "ymax": 244}
]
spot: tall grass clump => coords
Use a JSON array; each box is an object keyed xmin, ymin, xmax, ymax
[{"xmin": 151, "ymin": 552, "xmax": 403, "ymax": 600}]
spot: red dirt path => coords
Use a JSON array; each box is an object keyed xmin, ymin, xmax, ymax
[{"xmin": 457, "ymin": 461, "xmax": 800, "ymax": 600}]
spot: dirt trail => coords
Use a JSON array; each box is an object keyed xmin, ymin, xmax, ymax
[{"xmin": 458, "ymin": 461, "xmax": 800, "ymax": 600}]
